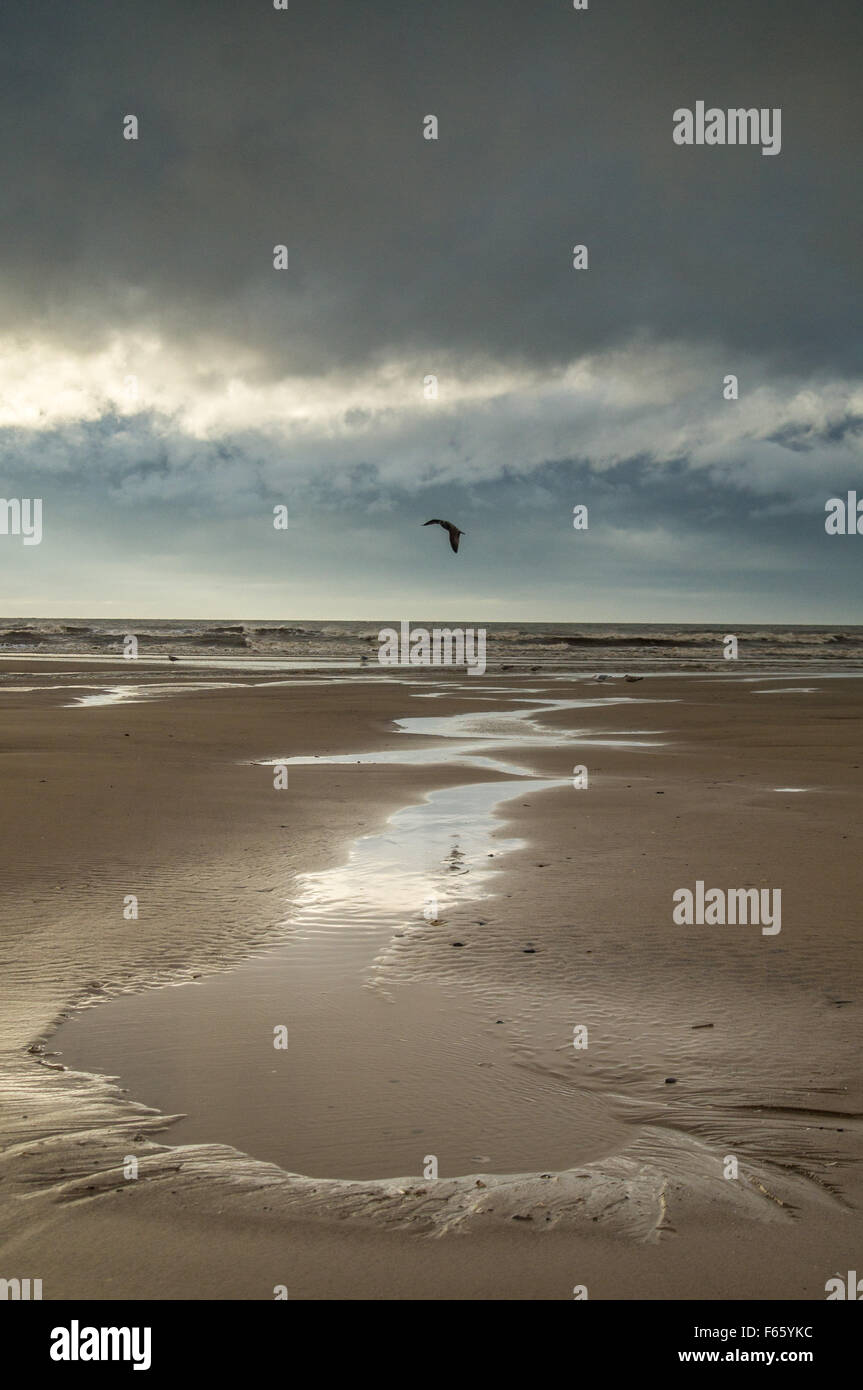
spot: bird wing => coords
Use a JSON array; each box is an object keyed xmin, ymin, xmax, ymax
[{"xmin": 423, "ymin": 518, "xmax": 462, "ymax": 552}]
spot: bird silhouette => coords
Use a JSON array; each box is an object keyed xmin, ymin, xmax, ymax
[{"xmin": 423, "ymin": 518, "xmax": 464, "ymax": 553}]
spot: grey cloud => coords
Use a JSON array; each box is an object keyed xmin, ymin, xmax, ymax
[
  {"xmin": 0, "ymin": 1, "xmax": 861, "ymax": 376},
  {"xmin": 766, "ymin": 413, "xmax": 863, "ymax": 452}
]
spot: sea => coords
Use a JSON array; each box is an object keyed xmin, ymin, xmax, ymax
[{"xmin": 1, "ymin": 619, "xmax": 862, "ymax": 671}]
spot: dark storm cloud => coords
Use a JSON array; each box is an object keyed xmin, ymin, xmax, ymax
[{"xmin": 0, "ymin": 0, "xmax": 861, "ymax": 376}]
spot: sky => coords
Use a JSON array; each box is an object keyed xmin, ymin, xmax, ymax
[{"xmin": 0, "ymin": 0, "xmax": 861, "ymax": 621}]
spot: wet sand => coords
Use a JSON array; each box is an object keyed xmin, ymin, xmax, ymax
[{"xmin": 1, "ymin": 662, "xmax": 861, "ymax": 1298}]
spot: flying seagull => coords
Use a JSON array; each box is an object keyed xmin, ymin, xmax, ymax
[{"xmin": 423, "ymin": 518, "xmax": 464, "ymax": 553}]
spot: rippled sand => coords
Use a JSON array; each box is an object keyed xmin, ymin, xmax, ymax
[{"xmin": 1, "ymin": 662, "xmax": 861, "ymax": 1298}]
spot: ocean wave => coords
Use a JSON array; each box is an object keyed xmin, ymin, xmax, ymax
[{"xmin": 1, "ymin": 620, "xmax": 862, "ymax": 666}]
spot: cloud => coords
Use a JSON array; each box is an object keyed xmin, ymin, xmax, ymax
[
  {"xmin": 0, "ymin": 0, "xmax": 861, "ymax": 377},
  {"xmin": 1, "ymin": 1, "xmax": 860, "ymax": 618}
]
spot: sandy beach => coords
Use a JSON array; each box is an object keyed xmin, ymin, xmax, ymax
[{"xmin": 0, "ymin": 659, "xmax": 860, "ymax": 1299}]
